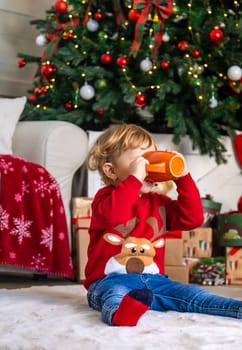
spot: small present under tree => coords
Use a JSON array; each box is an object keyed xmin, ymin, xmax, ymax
[{"xmin": 18, "ymin": 0, "xmax": 242, "ymax": 163}]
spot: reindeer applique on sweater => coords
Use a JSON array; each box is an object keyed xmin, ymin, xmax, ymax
[
  {"xmin": 104, "ymin": 234, "xmax": 165, "ymax": 274},
  {"xmin": 103, "ymin": 214, "xmax": 166, "ymax": 275}
]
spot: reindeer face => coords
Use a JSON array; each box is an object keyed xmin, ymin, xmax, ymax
[{"xmin": 104, "ymin": 233, "xmax": 165, "ymax": 274}]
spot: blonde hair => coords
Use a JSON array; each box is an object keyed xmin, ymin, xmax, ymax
[{"xmin": 86, "ymin": 124, "xmax": 157, "ymax": 185}]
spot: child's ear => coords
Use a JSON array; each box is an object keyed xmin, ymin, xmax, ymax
[{"xmin": 102, "ymin": 162, "xmax": 118, "ymax": 182}]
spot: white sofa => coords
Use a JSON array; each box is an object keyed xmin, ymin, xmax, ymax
[{"xmin": 12, "ymin": 120, "xmax": 88, "ymax": 246}]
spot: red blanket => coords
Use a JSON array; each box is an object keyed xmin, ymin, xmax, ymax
[{"xmin": 0, "ymin": 155, "xmax": 73, "ymax": 278}]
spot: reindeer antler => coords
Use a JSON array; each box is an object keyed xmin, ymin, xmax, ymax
[
  {"xmin": 114, "ymin": 217, "xmax": 139, "ymax": 237},
  {"xmin": 114, "ymin": 206, "xmax": 166, "ymax": 240},
  {"xmin": 146, "ymin": 206, "xmax": 166, "ymax": 239}
]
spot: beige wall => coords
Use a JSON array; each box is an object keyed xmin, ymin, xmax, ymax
[{"xmin": 0, "ymin": 0, "xmax": 52, "ymax": 96}]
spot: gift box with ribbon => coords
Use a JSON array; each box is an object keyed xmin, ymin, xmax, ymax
[
  {"xmin": 182, "ymin": 228, "xmax": 213, "ymax": 258},
  {"xmin": 226, "ymin": 247, "xmax": 242, "ymax": 285}
]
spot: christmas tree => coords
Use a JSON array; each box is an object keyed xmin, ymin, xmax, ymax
[{"xmin": 18, "ymin": 0, "xmax": 242, "ymax": 164}]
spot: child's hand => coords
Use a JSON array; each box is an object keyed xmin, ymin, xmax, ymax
[{"xmin": 129, "ymin": 156, "xmax": 149, "ymax": 182}]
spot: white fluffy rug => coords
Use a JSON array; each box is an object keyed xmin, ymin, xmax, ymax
[{"xmin": 1, "ymin": 284, "xmax": 242, "ymax": 350}]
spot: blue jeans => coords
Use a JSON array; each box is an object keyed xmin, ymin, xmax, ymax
[{"xmin": 87, "ymin": 273, "xmax": 242, "ymax": 325}]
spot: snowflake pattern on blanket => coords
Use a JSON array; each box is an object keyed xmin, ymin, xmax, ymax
[{"xmin": 0, "ymin": 155, "xmax": 73, "ymax": 278}]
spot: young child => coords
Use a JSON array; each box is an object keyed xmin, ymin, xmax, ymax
[{"xmin": 84, "ymin": 124, "xmax": 242, "ymax": 326}]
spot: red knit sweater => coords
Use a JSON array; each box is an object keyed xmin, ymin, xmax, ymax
[{"xmin": 84, "ymin": 174, "xmax": 203, "ymax": 289}]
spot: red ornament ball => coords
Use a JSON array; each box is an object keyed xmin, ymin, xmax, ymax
[
  {"xmin": 191, "ymin": 49, "xmax": 201, "ymax": 58},
  {"xmin": 128, "ymin": 9, "xmax": 140, "ymax": 22},
  {"xmin": 41, "ymin": 86, "xmax": 48, "ymax": 94},
  {"xmin": 28, "ymin": 94, "xmax": 37, "ymax": 102},
  {"xmin": 97, "ymin": 107, "xmax": 104, "ymax": 114},
  {"xmin": 161, "ymin": 61, "xmax": 170, "ymax": 69},
  {"xmin": 65, "ymin": 102, "xmax": 73, "ymax": 110},
  {"xmin": 177, "ymin": 40, "xmax": 188, "ymax": 51},
  {"xmin": 54, "ymin": 0, "xmax": 68, "ymax": 13},
  {"xmin": 41, "ymin": 63, "xmax": 57, "ymax": 79},
  {"xmin": 209, "ymin": 29, "xmax": 223, "ymax": 43},
  {"xmin": 34, "ymin": 87, "xmax": 42, "ymax": 95},
  {"xmin": 94, "ymin": 11, "xmax": 103, "ymax": 20},
  {"xmin": 18, "ymin": 58, "xmax": 26, "ymax": 68},
  {"xmin": 100, "ymin": 53, "xmax": 112, "ymax": 64},
  {"xmin": 116, "ymin": 56, "xmax": 128, "ymax": 68},
  {"xmin": 135, "ymin": 93, "xmax": 146, "ymax": 107}
]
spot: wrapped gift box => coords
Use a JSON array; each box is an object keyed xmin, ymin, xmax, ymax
[
  {"xmin": 201, "ymin": 197, "xmax": 222, "ymax": 227},
  {"xmin": 72, "ymin": 197, "xmax": 92, "ymax": 218},
  {"xmin": 226, "ymin": 247, "xmax": 242, "ymax": 285},
  {"xmin": 165, "ymin": 265, "xmax": 189, "ymax": 284},
  {"xmin": 183, "ymin": 257, "xmax": 201, "ymax": 273},
  {"xmin": 165, "ymin": 229, "xmax": 189, "ymax": 283},
  {"xmin": 72, "ymin": 217, "xmax": 91, "ymax": 283},
  {"xmin": 182, "ymin": 228, "xmax": 212, "ymax": 258},
  {"xmin": 218, "ymin": 213, "xmax": 242, "ymax": 247},
  {"xmin": 165, "ymin": 238, "xmax": 183, "ymax": 266},
  {"xmin": 189, "ymin": 257, "xmax": 226, "ymax": 285},
  {"xmin": 72, "ymin": 197, "xmax": 93, "ymax": 282}
]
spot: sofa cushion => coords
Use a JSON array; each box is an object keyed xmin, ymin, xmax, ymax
[{"xmin": 0, "ymin": 96, "xmax": 27, "ymax": 154}]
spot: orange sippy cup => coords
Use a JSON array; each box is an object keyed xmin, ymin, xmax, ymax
[{"xmin": 143, "ymin": 150, "xmax": 185, "ymax": 182}]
